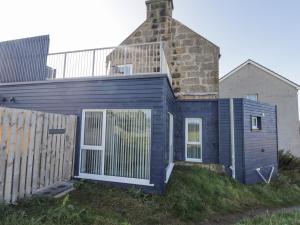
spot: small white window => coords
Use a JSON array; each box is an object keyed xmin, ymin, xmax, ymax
[
  {"xmin": 185, "ymin": 118, "xmax": 202, "ymax": 162},
  {"xmin": 114, "ymin": 64, "xmax": 133, "ymax": 75},
  {"xmin": 252, "ymin": 117, "xmax": 258, "ymax": 130},
  {"xmin": 245, "ymin": 94, "xmax": 258, "ymax": 101},
  {"xmin": 251, "ymin": 116, "xmax": 262, "ymax": 130}
]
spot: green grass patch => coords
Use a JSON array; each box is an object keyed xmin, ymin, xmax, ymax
[
  {"xmin": 1, "ymin": 165, "xmax": 300, "ymax": 225},
  {"xmin": 237, "ymin": 211, "xmax": 300, "ymax": 225}
]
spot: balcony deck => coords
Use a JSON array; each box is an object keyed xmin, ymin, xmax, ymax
[
  {"xmin": 0, "ymin": 42, "xmax": 172, "ymax": 84},
  {"xmin": 49, "ymin": 42, "xmax": 170, "ymax": 77}
]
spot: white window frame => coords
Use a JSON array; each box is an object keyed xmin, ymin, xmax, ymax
[
  {"xmin": 252, "ymin": 116, "xmax": 258, "ymax": 130},
  {"xmin": 77, "ymin": 109, "xmax": 153, "ymax": 187},
  {"xmin": 165, "ymin": 113, "xmax": 174, "ymax": 183},
  {"xmin": 185, "ymin": 118, "xmax": 203, "ymax": 163},
  {"xmin": 245, "ymin": 94, "xmax": 258, "ymax": 102},
  {"xmin": 79, "ymin": 109, "xmax": 106, "ymax": 176}
]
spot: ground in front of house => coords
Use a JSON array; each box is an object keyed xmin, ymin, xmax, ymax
[
  {"xmin": 1, "ymin": 162, "xmax": 300, "ymax": 225},
  {"xmin": 237, "ymin": 211, "xmax": 300, "ymax": 225}
]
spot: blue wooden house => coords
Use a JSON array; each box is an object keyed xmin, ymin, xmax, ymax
[{"xmin": 0, "ymin": 1, "xmax": 278, "ymax": 194}]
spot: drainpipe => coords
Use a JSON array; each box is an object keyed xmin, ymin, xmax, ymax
[{"xmin": 229, "ymin": 99, "xmax": 236, "ymax": 179}]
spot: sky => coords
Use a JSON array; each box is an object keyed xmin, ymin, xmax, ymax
[{"xmin": 0, "ymin": 0, "xmax": 300, "ymax": 82}]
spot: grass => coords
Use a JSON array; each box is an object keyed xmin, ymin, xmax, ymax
[
  {"xmin": 1, "ymin": 163, "xmax": 300, "ymax": 225},
  {"xmin": 237, "ymin": 211, "xmax": 300, "ymax": 225}
]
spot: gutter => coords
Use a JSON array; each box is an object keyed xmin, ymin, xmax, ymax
[{"xmin": 229, "ymin": 98, "xmax": 236, "ymax": 179}]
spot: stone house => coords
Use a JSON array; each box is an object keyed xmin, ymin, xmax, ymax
[{"xmin": 0, "ymin": 2, "xmax": 279, "ymax": 194}]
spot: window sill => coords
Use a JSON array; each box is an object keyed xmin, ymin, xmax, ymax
[
  {"xmin": 251, "ymin": 129, "xmax": 262, "ymax": 132},
  {"xmin": 76, "ymin": 174, "xmax": 154, "ymax": 186}
]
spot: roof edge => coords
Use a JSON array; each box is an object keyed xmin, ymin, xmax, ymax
[{"xmin": 220, "ymin": 59, "xmax": 300, "ymax": 90}]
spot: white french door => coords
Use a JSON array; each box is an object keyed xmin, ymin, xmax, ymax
[
  {"xmin": 80, "ymin": 110, "xmax": 106, "ymax": 175},
  {"xmin": 79, "ymin": 109, "xmax": 152, "ymax": 186},
  {"xmin": 185, "ymin": 118, "xmax": 202, "ymax": 162}
]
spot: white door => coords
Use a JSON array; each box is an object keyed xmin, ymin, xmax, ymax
[
  {"xmin": 185, "ymin": 118, "xmax": 202, "ymax": 162},
  {"xmin": 79, "ymin": 110, "xmax": 106, "ymax": 176}
]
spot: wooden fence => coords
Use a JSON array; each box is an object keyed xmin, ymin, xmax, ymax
[{"xmin": 0, "ymin": 107, "xmax": 77, "ymax": 203}]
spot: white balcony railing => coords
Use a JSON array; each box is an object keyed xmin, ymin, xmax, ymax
[{"xmin": 47, "ymin": 42, "xmax": 172, "ymax": 83}]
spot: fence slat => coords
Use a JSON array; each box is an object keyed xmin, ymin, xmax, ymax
[
  {"xmin": 32, "ymin": 112, "xmax": 44, "ymax": 193},
  {"xmin": 39, "ymin": 113, "xmax": 49, "ymax": 188},
  {"xmin": 11, "ymin": 112, "xmax": 25, "ymax": 202},
  {"xmin": 25, "ymin": 111, "xmax": 37, "ymax": 196},
  {"xmin": 45, "ymin": 113, "xmax": 54, "ymax": 186},
  {"xmin": 58, "ymin": 116, "xmax": 66, "ymax": 180},
  {"xmin": 0, "ymin": 109, "xmax": 8, "ymax": 202},
  {"xmin": 19, "ymin": 111, "xmax": 31, "ymax": 199},
  {"xmin": 54, "ymin": 115, "xmax": 62, "ymax": 182},
  {"xmin": 64, "ymin": 116, "xmax": 76, "ymax": 180},
  {"xmin": 4, "ymin": 110, "xmax": 18, "ymax": 203},
  {"xmin": 50, "ymin": 114, "xmax": 58, "ymax": 185},
  {"xmin": 70, "ymin": 116, "xmax": 77, "ymax": 178}
]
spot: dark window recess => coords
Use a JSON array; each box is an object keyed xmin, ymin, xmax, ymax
[{"xmin": 251, "ymin": 116, "xmax": 262, "ymax": 131}]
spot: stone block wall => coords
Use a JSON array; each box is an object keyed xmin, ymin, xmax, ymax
[{"xmin": 118, "ymin": 0, "xmax": 220, "ymax": 99}]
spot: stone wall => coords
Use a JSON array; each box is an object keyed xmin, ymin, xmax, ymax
[{"xmin": 119, "ymin": 0, "xmax": 219, "ymax": 99}]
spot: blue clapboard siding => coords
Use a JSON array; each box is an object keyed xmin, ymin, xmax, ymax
[
  {"xmin": 175, "ymin": 100, "xmax": 219, "ymax": 163},
  {"xmin": 218, "ymin": 99, "xmax": 232, "ymax": 176},
  {"xmin": 218, "ymin": 98, "xmax": 278, "ymax": 184},
  {"xmin": 233, "ymin": 99, "xmax": 245, "ymax": 183},
  {"xmin": 0, "ymin": 36, "xmax": 49, "ymax": 82},
  {"xmin": 242, "ymin": 99, "xmax": 278, "ymax": 184},
  {"xmin": 0, "ymin": 75, "xmax": 168, "ymax": 193}
]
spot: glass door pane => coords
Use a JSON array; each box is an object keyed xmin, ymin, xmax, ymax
[
  {"xmin": 80, "ymin": 110, "xmax": 105, "ymax": 175},
  {"xmin": 104, "ymin": 110, "xmax": 151, "ymax": 180}
]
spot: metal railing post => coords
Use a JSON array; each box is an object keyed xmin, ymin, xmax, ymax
[
  {"xmin": 92, "ymin": 50, "xmax": 96, "ymax": 76},
  {"xmin": 63, "ymin": 53, "xmax": 67, "ymax": 78}
]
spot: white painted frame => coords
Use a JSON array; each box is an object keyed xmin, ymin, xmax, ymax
[
  {"xmin": 245, "ymin": 94, "xmax": 258, "ymax": 102},
  {"xmin": 78, "ymin": 109, "xmax": 153, "ymax": 186},
  {"xmin": 185, "ymin": 118, "xmax": 203, "ymax": 162},
  {"xmin": 165, "ymin": 113, "xmax": 174, "ymax": 183},
  {"xmin": 79, "ymin": 109, "xmax": 106, "ymax": 176},
  {"xmin": 252, "ymin": 116, "xmax": 258, "ymax": 130}
]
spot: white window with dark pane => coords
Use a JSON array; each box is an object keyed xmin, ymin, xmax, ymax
[
  {"xmin": 79, "ymin": 109, "xmax": 151, "ymax": 186},
  {"xmin": 185, "ymin": 118, "xmax": 202, "ymax": 162},
  {"xmin": 245, "ymin": 94, "xmax": 258, "ymax": 102}
]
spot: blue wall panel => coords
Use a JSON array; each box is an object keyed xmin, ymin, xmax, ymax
[
  {"xmin": 0, "ymin": 75, "xmax": 168, "ymax": 193},
  {"xmin": 242, "ymin": 99, "xmax": 278, "ymax": 184},
  {"xmin": 218, "ymin": 98, "xmax": 278, "ymax": 184},
  {"xmin": 0, "ymin": 73, "xmax": 278, "ymax": 191},
  {"xmin": 175, "ymin": 100, "xmax": 219, "ymax": 164},
  {"xmin": 233, "ymin": 99, "xmax": 245, "ymax": 183}
]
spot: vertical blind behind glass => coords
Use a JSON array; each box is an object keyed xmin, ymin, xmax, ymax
[
  {"xmin": 84, "ymin": 112, "xmax": 103, "ymax": 146},
  {"xmin": 104, "ymin": 110, "xmax": 151, "ymax": 180}
]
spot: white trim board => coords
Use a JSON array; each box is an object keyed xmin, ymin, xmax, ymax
[
  {"xmin": 220, "ymin": 59, "xmax": 300, "ymax": 90},
  {"xmin": 76, "ymin": 174, "xmax": 154, "ymax": 187}
]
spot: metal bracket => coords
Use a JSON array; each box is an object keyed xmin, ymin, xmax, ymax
[{"xmin": 256, "ymin": 165, "xmax": 275, "ymax": 184}]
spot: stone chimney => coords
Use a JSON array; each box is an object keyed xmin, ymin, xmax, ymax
[
  {"xmin": 122, "ymin": 0, "xmax": 219, "ymax": 99},
  {"xmin": 146, "ymin": 0, "xmax": 174, "ymax": 20}
]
